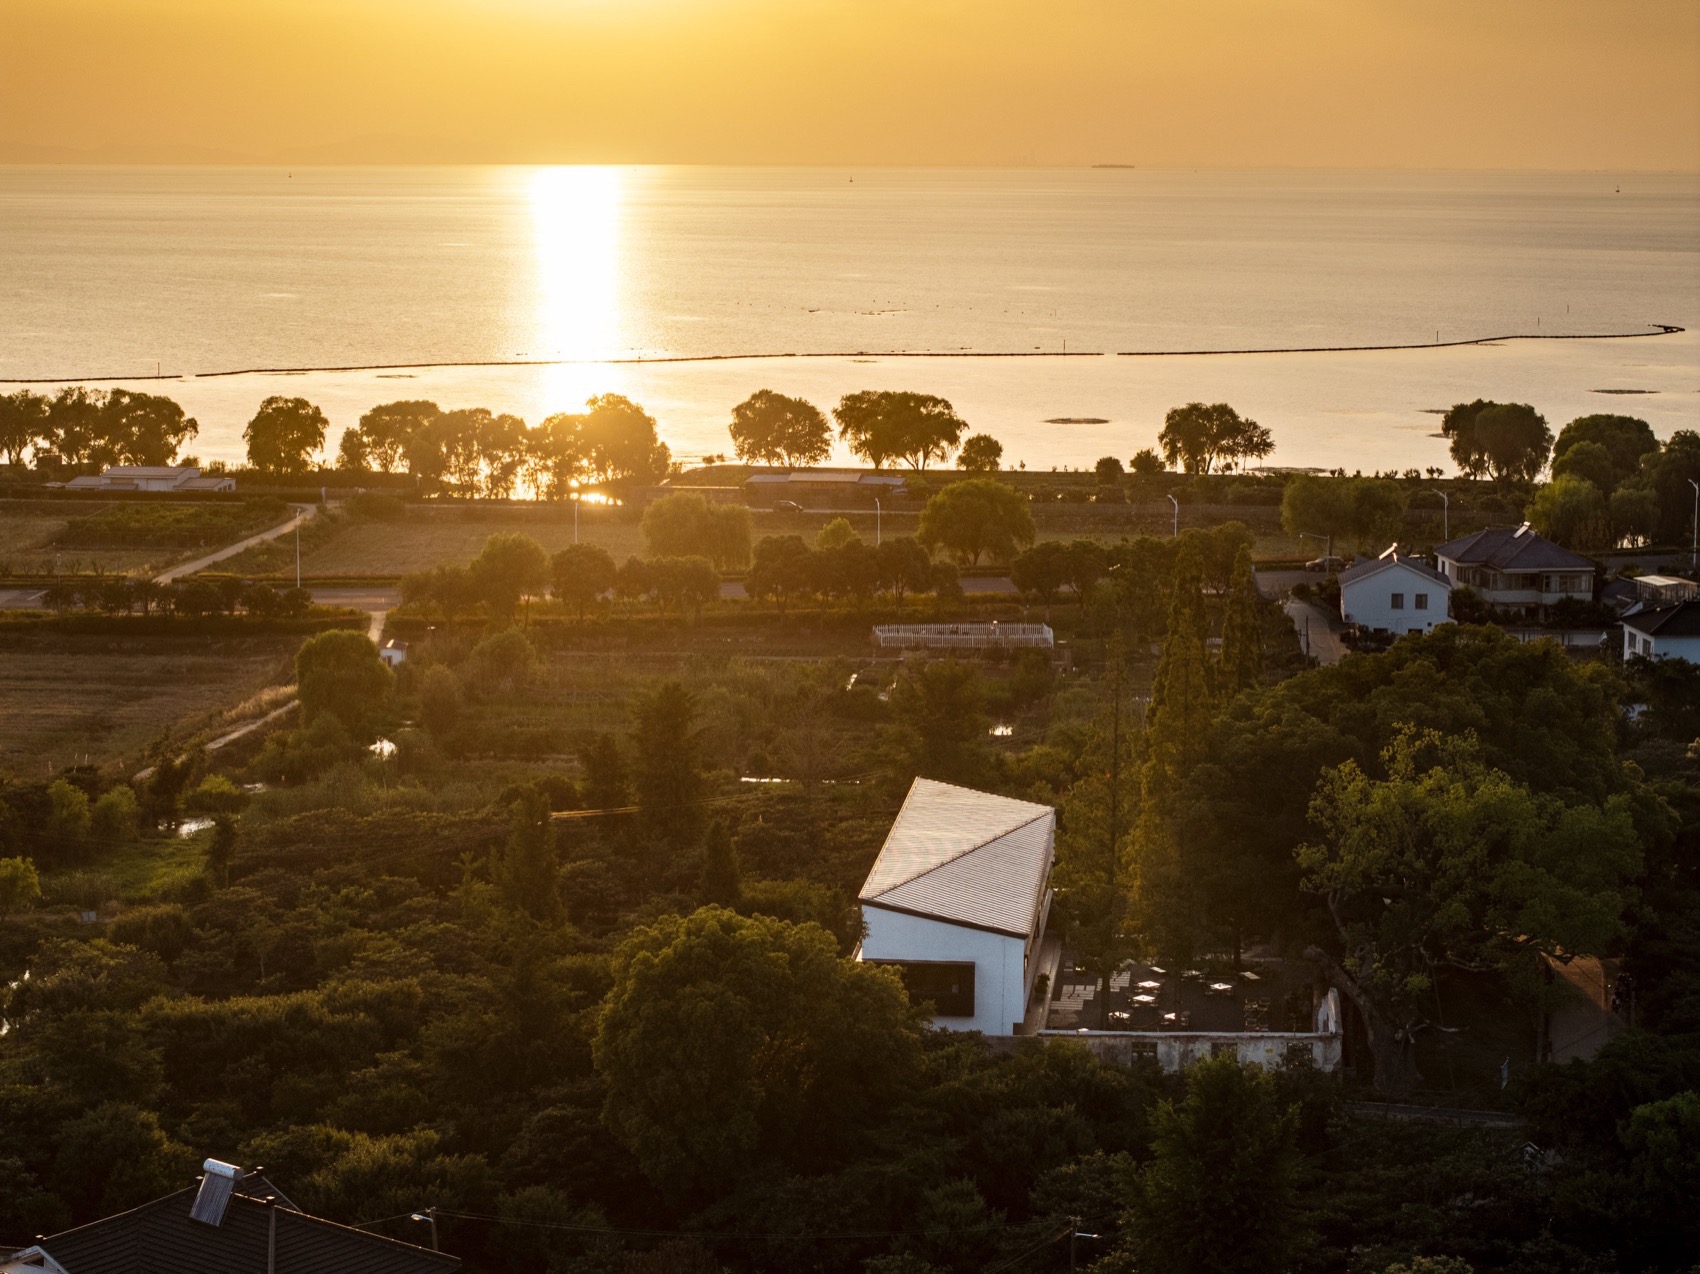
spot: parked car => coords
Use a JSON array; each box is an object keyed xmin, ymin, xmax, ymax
[
  {"xmin": 775, "ymin": 499, "xmax": 804, "ymax": 513},
  {"xmin": 1305, "ymin": 555, "xmax": 1347, "ymax": 573}
]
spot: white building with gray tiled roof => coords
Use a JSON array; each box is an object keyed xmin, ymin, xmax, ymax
[{"xmin": 856, "ymin": 778, "xmax": 1055, "ymax": 1037}]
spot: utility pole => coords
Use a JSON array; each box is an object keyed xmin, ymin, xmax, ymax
[
  {"xmin": 1689, "ymin": 479, "xmax": 1697, "ymax": 569},
  {"xmin": 294, "ymin": 513, "xmax": 301, "ymax": 589},
  {"xmin": 573, "ymin": 495, "xmax": 580, "ymax": 544}
]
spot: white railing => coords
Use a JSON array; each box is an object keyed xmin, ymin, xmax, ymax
[{"xmin": 873, "ymin": 623, "xmax": 1055, "ymax": 650}]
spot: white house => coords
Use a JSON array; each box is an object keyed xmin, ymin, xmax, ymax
[
  {"xmin": 379, "ymin": 638, "xmax": 410, "ymax": 667},
  {"xmin": 1338, "ymin": 547, "xmax": 1452, "ymax": 635},
  {"xmin": 1622, "ymin": 601, "xmax": 1700, "ymax": 663},
  {"xmin": 64, "ymin": 465, "xmax": 235, "ymax": 493},
  {"xmin": 1434, "ymin": 525, "xmax": 1595, "ymax": 616},
  {"xmin": 856, "ymin": 778, "xmax": 1055, "ymax": 1037}
]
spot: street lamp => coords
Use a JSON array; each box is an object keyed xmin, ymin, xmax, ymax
[
  {"xmin": 873, "ymin": 497, "xmax": 882, "ymax": 547},
  {"xmin": 572, "ymin": 494, "xmax": 580, "ymax": 545},
  {"xmin": 1429, "ymin": 489, "xmax": 1450, "ymax": 542},
  {"xmin": 410, "ymin": 1208, "xmax": 439, "ymax": 1251},
  {"xmin": 1165, "ymin": 493, "xmax": 1179, "ymax": 538}
]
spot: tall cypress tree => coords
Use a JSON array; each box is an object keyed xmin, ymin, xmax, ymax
[
  {"xmin": 498, "ymin": 787, "xmax": 561, "ymax": 921},
  {"xmin": 1216, "ymin": 544, "xmax": 1264, "ymax": 700},
  {"xmin": 698, "ymin": 820, "xmax": 742, "ymax": 908},
  {"xmin": 1130, "ymin": 541, "xmax": 1215, "ymax": 960}
]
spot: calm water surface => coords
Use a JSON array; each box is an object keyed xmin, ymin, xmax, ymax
[{"xmin": 1, "ymin": 166, "xmax": 1696, "ymax": 471}]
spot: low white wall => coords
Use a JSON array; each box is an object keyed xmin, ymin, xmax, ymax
[
  {"xmin": 1034, "ymin": 1030, "xmax": 1343, "ymax": 1073},
  {"xmin": 860, "ymin": 905, "xmax": 1028, "ymax": 1037}
]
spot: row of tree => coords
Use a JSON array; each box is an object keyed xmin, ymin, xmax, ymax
[
  {"xmin": 0, "ymin": 387, "xmax": 198, "ymax": 469},
  {"xmin": 36, "ymin": 576, "xmax": 312, "ymax": 619}
]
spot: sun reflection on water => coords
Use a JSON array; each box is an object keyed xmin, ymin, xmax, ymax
[{"xmin": 529, "ymin": 165, "xmax": 623, "ymax": 406}]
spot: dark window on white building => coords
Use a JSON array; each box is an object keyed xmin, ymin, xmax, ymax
[
  {"xmin": 1390, "ymin": 593, "xmax": 1405, "ymax": 609},
  {"xmin": 1414, "ymin": 593, "xmax": 1428, "ymax": 610}
]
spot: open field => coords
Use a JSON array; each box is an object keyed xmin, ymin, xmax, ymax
[
  {"xmin": 215, "ymin": 497, "xmax": 1366, "ymax": 581},
  {"xmin": 0, "ymin": 503, "xmax": 191, "ymax": 575},
  {"xmin": 0, "ymin": 629, "xmax": 299, "ymax": 776}
]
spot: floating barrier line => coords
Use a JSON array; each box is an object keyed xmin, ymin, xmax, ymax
[{"xmin": 0, "ymin": 324, "xmax": 1680, "ymax": 384}]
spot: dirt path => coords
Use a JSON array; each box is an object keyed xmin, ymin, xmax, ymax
[{"xmin": 155, "ymin": 504, "xmax": 317, "ymax": 584}]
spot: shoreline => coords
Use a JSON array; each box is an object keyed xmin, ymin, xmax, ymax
[{"xmin": 0, "ymin": 323, "xmax": 1683, "ymax": 385}]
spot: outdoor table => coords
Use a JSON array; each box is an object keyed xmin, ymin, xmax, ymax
[
  {"xmin": 1132, "ymin": 993, "xmax": 1157, "ymax": 1004},
  {"xmin": 1137, "ymin": 980, "xmax": 1161, "ymax": 991},
  {"xmin": 1207, "ymin": 982, "xmax": 1236, "ymax": 996}
]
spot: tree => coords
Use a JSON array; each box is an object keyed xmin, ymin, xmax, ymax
[
  {"xmin": 0, "ymin": 856, "xmax": 41, "ymax": 917},
  {"xmin": 579, "ymin": 734, "xmax": 629, "ymax": 811},
  {"xmin": 1552, "ymin": 414, "xmax": 1657, "ymax": 493},
  {"xmin": 649, "ymin": 556, "xmax": 719, "ymax": 622},
  {"xmin": 496, "ymin": 788, "xmax": 561, "ymax": 921},
  {"xmin": 747, "ymin": 535, "xmax": 816, "ymax": 616},
  {"xmin": 698, "ymin": 821, "xmax": 741, "ymax": 907},
  {"xmin": 525, "ymin": 411, "xmax": 587, "ymax": 499},
  {"xmin": 580, "ymin": 394, "xmax": 670, "ymax": 485},
  {"xmin": 834, "ymin": 391, "xmax": 967, "ymax": 471},
  {"xmin": 1526, "ymin": 475, "xmax": 1609, "ymax": 549},
  {"xmin": 1158, "ymin": 402, "xmax": 1273, "ymax": 474},
  {"xmin": 1123, "ymin": 1055, "xmax": 1299, "ymax": 1274},
  {"xmin": 1129, "ymin": 542, "xmax": 1216, "ymax": 959},
  {"xmin": 205, "ymin": 816, "xmax": 238, "ymax": 887},
  {"xmin": 295, "ymin": 629, "xmax": 393, "ymax": 736},
  {"xmin": 350, "ymin": 400, "xmax": 439, "ymax": 474},
  {"xmin": 1550, "ymin": 440, "xmax": 1616, "ymax": 496},
  {"xmin": 876, "ymin": 537, "xmax": 934, "ymax": 606},
  {"xmin": 470, "ymin": 533, "xmax": 550, "ymax": 624},
  {"xmin": 1217, "ymin": 544, "xmax": 1263, "ymax": 699},
  {"xmin": 1442, "ymin": 400, "xmax": 1551, "ymax": 482},
  {"xmin": 41, "ymin": 387, "xmax": 108, "ymax": 466},
  {"xmin": 1010, "ymin": 540, "xmax": 1072, "ymax": 610},
  {"xmin": 90, "ymin": 787, "xmax": 140, "ymax": 843},
  {"xmin": 399, "ymin": 564, "xmax": 481, "ymax": 623},
  {"xmin": 728, "ymin": 390, "xmax": 831, "ymax": 467},
  {"xmin": 632, "ymin": 681, "xmax": 702, "ymax": 849},
  {"xmin": 1129, "ymin": 447, "xmax": 1166, "ymax": 476},
  {"xmin": 958, "ymin": 434, "xmax": 1004, "ymax": 472},
  {"xmin": 1282, "ymin": 475, "xmax": 1406, "ymax": 553},
  {"xmin": 0, "ymin": 389, "xmax": 49, "ymax": 465},
  {"xmin": 1094, "ymin": 455, "xmax": 1125, "ymax": 484},
  {"xmin": 883, "ymin": 659, "xmax": 991, "ymax": 787},
  {"xmin": 244, "ymin": 396, "xmax": 328, "ymax": 476},
  {"xmin": 96, "ymin": 390, "xmax": 198, "ymax": 466},
  {"xmin": 1299, "ymin": 728, "xmax": 1642, "ymax": 1093},
  {"xmin": 593, "ymin": 907, "xmax": 921, "ymax": 1197},
  {"xmin": 641, "ymin": 492, "xmax": 750, "ymax": 570},
  {"xmin": 916, "ymin": 478, "xmax": 1036, "ymax": 566},
  {"xmin": 815, "ymin": 517, "xmax": 859, "ymax": 551},
  {"xmin": 550, "ymin": 543, "xmax": 616, "ymax": 621}
]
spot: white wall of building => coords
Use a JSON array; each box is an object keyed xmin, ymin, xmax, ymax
[
  {"xmin": 1340, "ymin": 565, "xmax": 1450, "ymax": 635},
  {"xmin": 860, "ymin": 904, "xmax": 1029, "ymax": 1036},
  {"xmin": 1624, "ymin": 628, "xmax": 1700, "ymax": 663}
]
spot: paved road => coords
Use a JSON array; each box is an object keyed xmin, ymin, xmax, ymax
[
  {"xmin": 0, "ymin": 586, "xmax": 45, "ymax": 610},
  {"xmin": 1548, "ymin": 955, "xmax": 1624, "ymax": 1064},
  {"xmin": 1283, "ymin": 599, "xmax": 1347, "ymax": 665},
  {"xmin": 309, "ymin": 586, "xmax": 402, "ymax": 611},
  {"xmin": 155, "ymin": 504, "xmax": 317, "ymax": 583}
]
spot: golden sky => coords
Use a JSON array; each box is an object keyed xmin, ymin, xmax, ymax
[{"xmin": 4, "ymin": 0, "xmax": 1697, "ymax": 167}]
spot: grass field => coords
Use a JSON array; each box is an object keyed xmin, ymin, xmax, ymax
[
  {"xmin": 0, "ymin": 630, "xmax": 299, "ymax": 777},
  {"xmin": 0, "ymin": 502, "xmax": 200, "ymax": 576},
  {"xmin": 214, "ymin": 496, "xmax": 1323, "ymax": 580}
]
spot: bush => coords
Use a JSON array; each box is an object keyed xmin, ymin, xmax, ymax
[
  {"xmin": 185, "ymin": 775, "xmax": 248, "ymax": 816},
  {"xmin": 348, "ymin": 492, "xmax": 408, "ymax": 521},
  {"xmin": 90, "ymin": 787, "xmax": 140, "ymax": 843}
]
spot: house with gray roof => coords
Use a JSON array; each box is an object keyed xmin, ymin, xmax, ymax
[
  {"xmin": 63, "ymin": 466, "xmax": 235, "ymax": 494},
  {"xmin": 1622, "ymin": 600, "xmax": 1700, "ymax": 663},
  {"xmin": 1, "ymin": 1159, "xmax": 457, "ymax": 1274},
  {"xmin": 1434, "ymin": 524, "xmax": 1595, "ymax": 617},
  {"xmin": 1338, "ymin": 546, "xmax": 1452, "ymax": 636},
  {"xmin": 856, "ymin": 778, "xmax": 1056, "ymax": 1037}
]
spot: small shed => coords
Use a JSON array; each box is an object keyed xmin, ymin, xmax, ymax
[{"xmin": 379, "ymin": 638, "xmax": 410, "ymax": 668}]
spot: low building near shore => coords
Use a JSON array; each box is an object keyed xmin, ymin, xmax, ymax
[
  {"xmin": 1622, "ymin": 599, "xmax": 1700, "ymax": 662},
  {"xmin": 744, "ymin": 468, "xmax": 907, "ymax": 509},
  {"xmin": 63, "ymin": 465, "xmax": 236, "ymax": 494}
]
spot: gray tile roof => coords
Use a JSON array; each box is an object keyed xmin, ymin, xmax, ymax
[
  {"xmin": 33, "ymin": 1186, "xmax": 458, "ymax": 1274},
  {"xmin": 1435, "ymin": 527, "xmax": 1595, "ymax": 573},
  {"xmin": 1338, "ymin": 553, "xmax": 1450, "ymax": 588},
  {"xmin": 1623, "ymin": 600, "xmax": 1700, "ymax": 639},
  {"xmin": 860, "ymin": 778, "xmax": 1054, "ymax": 938}
]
